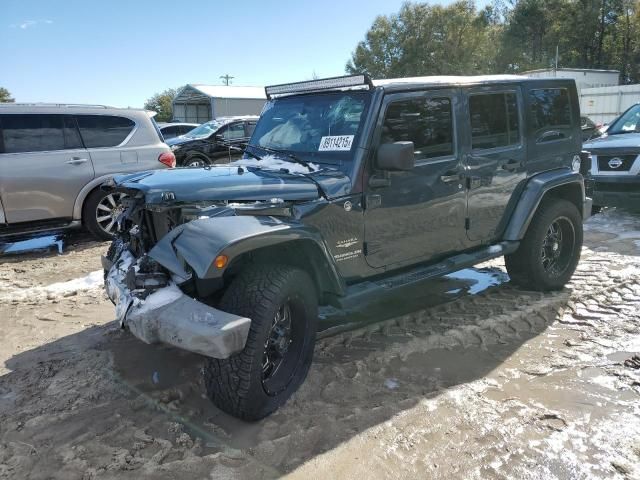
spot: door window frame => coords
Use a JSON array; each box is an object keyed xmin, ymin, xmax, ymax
[
  {"xmin": 466, "ymin": 86, "xmax": 525, "ymax": 155},
  {"xmin": 371, "ymin": 88, "xmax": 460, "ymax": 169}
]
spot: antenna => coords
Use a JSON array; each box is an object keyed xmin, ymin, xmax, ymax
[{"xmin": 220, "ymin": 74, "xmax": 234, "ymax": 86}]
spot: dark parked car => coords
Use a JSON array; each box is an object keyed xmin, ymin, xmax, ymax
[
  {"xmin": 583, "ymin": 103, "xmax": 640, "ymax": 211},
  {"xmin": 104, "ymin": 74, "xmax": 590, "ymax": 420},
  {"xmin": 581, "ymin": 115, "xmax": 602, "ymax": 142},
  {"xmin": 157, "ymin": 122, "xmax": 199, "ymax": 140},
  {"xmin": 166, "ymin": 116, "xmax": 258, "ymax": 166}
]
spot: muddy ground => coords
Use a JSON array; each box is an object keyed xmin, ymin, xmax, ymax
[{"xmin": 0, "ymin": 209, "xmax": 639, "ymax": 479}]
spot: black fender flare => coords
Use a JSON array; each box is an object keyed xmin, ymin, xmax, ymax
[
  {"xmin": 148, "ymin": 215, "xmax": 345, "ymax": 295},
  {"xmin": 503, "ymin": 168, "xmax": 586, "ymax": 241}
]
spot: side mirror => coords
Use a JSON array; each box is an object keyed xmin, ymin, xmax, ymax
[
  {"xmin": 215, "ymin": 134, "xmax": 225, "ymax": 142},
  {"xmin": 376, "ymin": 141, "xmax": 415, "ymax": 171}
]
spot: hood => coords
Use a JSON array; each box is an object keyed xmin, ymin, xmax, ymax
[
  {"xmin": 583, "ymin": 132, "xmax": 640, "ymax": 154},
  {"xmin": 166, "ymin": 135, "xmax": 200, "ymax": 147},
  {"xmin": 113, "ymin": 166, "xmax": 322, "ymax": 204}
]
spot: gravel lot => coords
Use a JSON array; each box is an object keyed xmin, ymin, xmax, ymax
[{"xmin": 0, "ymin": 209, "xmax": 639, "ymax": 479}]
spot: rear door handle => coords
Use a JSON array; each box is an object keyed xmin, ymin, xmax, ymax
[
  {"xmin": 440, "ymin": 170, "xmax": 460, "ymax": 183},
  {"xmin": 66, "ymin": 157, "xmax": 88, "ymax": 165},
  {"xmin": 501, "ymin": 159, "xmax": 521, "ymax": 171}
]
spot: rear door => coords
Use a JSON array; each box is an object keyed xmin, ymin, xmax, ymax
[
  {"xmin": 464, "ymin": 86, "xmax": 526, "ymax": 243},
  {"xmin": 76, "ymin": 114, "xmax": 139, "ymax": 176},
  {"xmin": 0, "ymin": 114, "xmax": 94, "ymax": 223},
  {"xmin": 525, "ymin": 83, "xmax": 581, "ymax": 174}
]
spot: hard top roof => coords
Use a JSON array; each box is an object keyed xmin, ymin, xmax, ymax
[{"xmin": 265, "ymin": 74, "xmax": 576, "ymax": 99}]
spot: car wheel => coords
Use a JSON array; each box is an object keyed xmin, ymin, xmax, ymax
[
  {"xmin": 203, "ymin": 264, "xmax": 318, "ymax": 421},
  {"xmin": 185, "ymin": 155, "xmax": 210, "ymax": 167},
  {"xmin": 505, "ymin": 199, "xmax": 583, "ymax": 291},
  {"xmin": 83, "ymin": 189, "xmax": 127, "ymax": 241}
]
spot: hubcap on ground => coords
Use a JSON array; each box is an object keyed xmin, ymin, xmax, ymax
[
  {"xmin": 96, "ymin": 193, "xmax": 126, "ymax": 235},
  {"xmin": 541, "ymin": 217, "xmax": 575, "ymax": 278}
]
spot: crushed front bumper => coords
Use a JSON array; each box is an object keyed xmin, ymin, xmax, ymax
[{"xmin": 103, "ymin": 247, "xmax": 251, "ymax": 359}]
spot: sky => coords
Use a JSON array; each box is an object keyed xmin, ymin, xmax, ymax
[{"xmin": 1, "ymin": 0, "xmax": 487, "ymax": 108}]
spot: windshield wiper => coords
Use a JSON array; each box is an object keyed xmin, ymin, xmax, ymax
[{"xmin": 246, "ymin": 144, "xmax": 316, "ymax": 172}]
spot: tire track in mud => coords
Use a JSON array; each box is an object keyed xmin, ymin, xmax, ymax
[
  {"xmin": 241, "ymin": 250, "xmax": 640, "ymax": 473},
  {"xmin": 1, "ymin": 247, "xmax": 638, "ymax": 478}
]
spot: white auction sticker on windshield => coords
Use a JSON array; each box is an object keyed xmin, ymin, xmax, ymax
[{"xmin": 318, "ymin": 135, "xmax": 354, "ymax": 151}]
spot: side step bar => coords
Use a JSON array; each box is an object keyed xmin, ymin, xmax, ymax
[{"xmin": 336, "ymin": 241, "xmax": 519, "ymax": 311}]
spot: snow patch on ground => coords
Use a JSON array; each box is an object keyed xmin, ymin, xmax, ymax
[
  {"xmin": 445, "ymin": 268, "xmax": 508, "ymax": 294},
  {"xmin": 0, "ymin": 270, "xmax": 103, "ymax": 301}
]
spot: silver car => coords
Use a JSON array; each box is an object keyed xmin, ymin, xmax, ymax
[
  {"xmin": 0, "ymin": 104, "xmax": 175, "ymax": 240},
  {"xmin": 157, "ymin": 122, "xmax": 199, "ymax": 140}
]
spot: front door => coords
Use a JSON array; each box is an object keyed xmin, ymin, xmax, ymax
[
  {"xmin": 0, "ymin": 114, "xmax": 94, "ymax": 224},
  {"xmin": 364, "ymin": 89, "xmax": 467, "ymax": 268},
  {"xmin": 464, "ymin": 86, "xmax": 526, "ymax": 243}
]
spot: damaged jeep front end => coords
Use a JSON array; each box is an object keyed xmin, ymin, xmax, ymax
[
  {"xmin": 101, "ymin": 169, "xmax": 331, "ymax": 360},
  {"xmin": 103, "ymin": 238, "xmax": 251, "ymax": 359}
]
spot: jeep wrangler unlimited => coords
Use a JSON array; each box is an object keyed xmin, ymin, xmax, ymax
[{"xmin": 103, "ymin": 74, "xmax": 591, "ymax": 420}]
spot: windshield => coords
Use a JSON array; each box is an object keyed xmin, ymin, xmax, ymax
[
  {"xmin": 249, "ymin": 91, "xmax": 371, "ymax": 161},
  {"xmin": 185, "ymin": 120, "xmax": 224, "ymax": 139},
  {"xmin": 607, "ymin": 104, "xmax": 640, "ymax": 135}
]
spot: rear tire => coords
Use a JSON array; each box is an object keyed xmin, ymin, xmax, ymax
[
  {"xmin": 83, "ymin": 189, "xmax": 126, "ymax": 241},
  {"xmin": 505, "ymin": 199, "xmax": 583, "ymax": 291},
  {"xmin": 203, "ymin": 264, "xmax": 318, "ymax": 421}
]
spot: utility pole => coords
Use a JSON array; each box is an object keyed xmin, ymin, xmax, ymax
[{"xmin": 220, "ymin": 74, "xmax": 234, "ymax": 86}]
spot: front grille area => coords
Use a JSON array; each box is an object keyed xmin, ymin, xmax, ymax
[{"xmin": 597, "ymin": 155, "xmax": 637, "ymax": 172}]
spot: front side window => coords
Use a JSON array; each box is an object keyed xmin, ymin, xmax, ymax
[
  {"xmin": 251, "ymin": 92, "xmax": 370, "ymax": 161},
  {"xmin": 381, "ymin": 97, "xmax": 454, "ymax": 160},
  {"xmin": 222, "ymin": 122, "xmax": 246, "ymax": 140},
  {"xmin": 76, "ymin": 115, "xmax": 135, "ymax": 148},
  {"xmin": 529, "ymin": 88, "xmax": 571, "ymax": 130},
  {"xmin": 470, "ymin": 92, "xmax": 520, "ymax": 150},
  {"xmin": 0, "ymin": 114, "xmax": 66, "ymax": 153},
  {"xmin": 607, "ymin": 103, "xmax": 640, "ymax": 135}
]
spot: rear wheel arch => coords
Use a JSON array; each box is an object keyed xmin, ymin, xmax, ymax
[{"xmin": 503, "ymin": 172, "xmax": 585, "ymax": 241}]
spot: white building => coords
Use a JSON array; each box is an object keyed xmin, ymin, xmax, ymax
[
  {"xmin": 580, "ymin": 84, "xmax": 640, "ymax": 124},
  {"xmin": 172, "ymin": 84, "xmax": 266, "ymax": 123},
  {"xmin": 523, "ymin": 68, "xmax": 619, "ymax": 91}
]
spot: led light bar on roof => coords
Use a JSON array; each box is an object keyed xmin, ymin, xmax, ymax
[{"xmin": 265, "ymin": 74, "xmax": 374, "ymax": 99}]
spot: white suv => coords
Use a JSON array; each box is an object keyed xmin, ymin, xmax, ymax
[{"xmin": 0, "ymin": 104, "xmax": 175, "ymax": 240}]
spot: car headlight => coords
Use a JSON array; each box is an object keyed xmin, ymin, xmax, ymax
[{"xmin": 170, "ymin": 144, "xmax": 181, "ymax": 152}]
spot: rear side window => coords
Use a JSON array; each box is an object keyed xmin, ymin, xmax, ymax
[
  {"xmin": 76, "ymin": 115, "xmax": 135, "ymax": 148},
  {"xmin": 223, "ymin": 122, "xmax": 246, "ymax": 141},
  {"xmin": 381, "ymin": 97, "xmax": 454, "ymax": 160},
  {"xmin": 470, "ymin": 92, "xmax": 520, "ymax": 150},
  {"xmin": 0, "ymin": 114, "xmax": 69, "ymax": 153},
  {"xmin": 529, "ymin": 89, "xmax": 571, "ymax": 130}
]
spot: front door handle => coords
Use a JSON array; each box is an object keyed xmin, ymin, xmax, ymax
[
  {"xmin": 440, "ymin": 170, "xmax": 460, "ymax": 183},
  {"xmin": 501, "ymin": 159, "xmax": 521, "ymax": 171},
  {"xmin": 66, "ymin": 157, "xmax": 88, "ymax": 165}
]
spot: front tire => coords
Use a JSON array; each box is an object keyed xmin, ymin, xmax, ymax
[
  {"xmin": 505, "ymin": 199, "xmax": 583, "ymax": 291},
  {"xmin": 185, "ymin": 154, "xmax": 211, "ymax": 167},
  {"xmin": 204, "ymin": 264, "xmax": 318, "ymax": 421}
]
